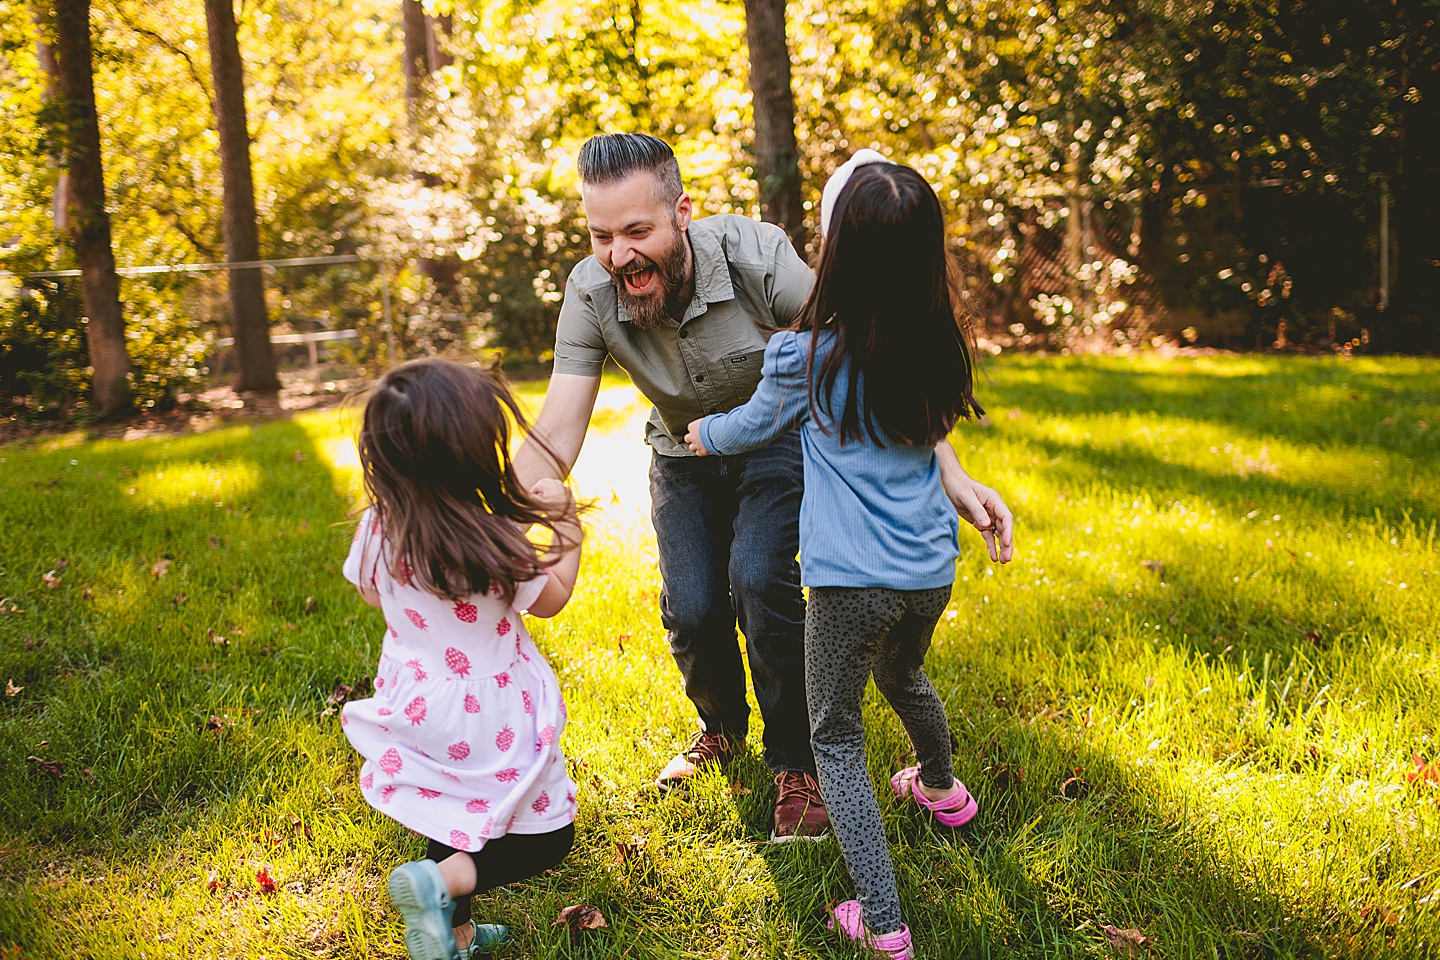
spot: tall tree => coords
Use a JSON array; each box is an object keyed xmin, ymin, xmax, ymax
[
  {"xmin": 401, "ymin": 0, "xmax": 459, "ymax": 295},
  {"xmin": 743, "ymin": 0, "xmax": 806, "ymax": 251},
  {"xmin": 204, "ymin": 0, "xmax": 278, "ymax": 393},
  {"xmin": 42, "ymin": 0, "xmax": 132, "ymax": 415}
]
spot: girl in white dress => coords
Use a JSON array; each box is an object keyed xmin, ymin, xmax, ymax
[{"xmin": 341, "ymin": 358, "xmax": 583, "ymax": 959}]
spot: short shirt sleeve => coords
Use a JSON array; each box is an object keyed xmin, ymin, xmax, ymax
[
  {"xmin": 342, "ymin": 509, "xmax": 383, "ymax": 589},
  {"xmin": 511, "ymin": 573, "xmax": 549, "ymax": 614},
  {"xmin": 552, "ymin": 270, "xmax": 609, "ymax": 377}
]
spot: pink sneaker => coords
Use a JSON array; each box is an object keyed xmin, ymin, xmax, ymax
[
  {"xmin": 827, "ymin": 900, "xmax": 914, "ymax": 959},
  {"xmin": 890, "ymin": 765, "xmax": 978, "ymax": 827}
]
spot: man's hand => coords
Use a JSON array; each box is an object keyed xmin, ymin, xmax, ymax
[
  {"xmin": 684, "ymin": 418, "xmax": 711, "ymax": 456},
  {"xmin": 529, "ymin": 477, "xmax": 573, "ymax": 512},
  {"xmin": 935, "ymin": 440, "xmax": 1014, "ymax": 563}
]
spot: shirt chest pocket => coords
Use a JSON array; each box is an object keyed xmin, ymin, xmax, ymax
[{"xmin": 720, "ymin": 349, "xmax": 767, "ymax": 411}]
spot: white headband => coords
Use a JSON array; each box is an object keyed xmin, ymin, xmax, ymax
[{"xmin": 819, "ymin": 149, "xmax": 894, "ymax": 237}]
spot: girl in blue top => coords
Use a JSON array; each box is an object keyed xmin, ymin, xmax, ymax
[{"xmin": 685, "ymin": 153, "xmax": 989, "ymax": 960}]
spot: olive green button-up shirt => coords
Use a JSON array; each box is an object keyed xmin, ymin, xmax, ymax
[{"xmin": 552, "ymin": 214, "xmax": 814, "ymax": 456}]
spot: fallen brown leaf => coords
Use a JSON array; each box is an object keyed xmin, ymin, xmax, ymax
[
  {"xmin": 726, "ymin": 782, "xmax": 752, "ymax": 798},
  {"xmin": 4, "ymin": 679, "xmax": 21, "ymax": 698},
  {"xmin": 614, "ymin": 836, "xmax": 647, "ymax": 865},
  {"xmin": 26, "ymin": 756, "xmax": 63, "ymax": 779},
  {"xmin": 1359, "ymin": 904, "xmax": 1399, "ymax": 925},
  {"xmin": 553, "ymin": 904, "xmax": 608, "ymax": 942},
  {"xmin": 1100, "ymin": 924, "xmax": 1154, "ymax": 956},
  {"xmin": 1059, "ymin": 769, "xmax": 1092, "ymax": 800},
  {"xmin": 41, "ymin": 570, "xmax": 61, "ymax": 589},
  {"xmin": 199, "ymin": 715, "xmax": 229, "ymax": 734},
  {"xmin": 255, "ymin": 866, "xmax": 278, "ymax": 893},
  {"xmin": 987, "ymin": 762, "xmax": 1024, "ymax": 790},
  {"xmin": 206, "ymin": 872, "xmax": 225, "ymax": 892},
  {"xmin": 151, "ymin": 558, "xmax": 172, "ymax": 579},
  {"xmin": 1405, "ymin": 755, "xmax": 1440, "ymax": 789}
]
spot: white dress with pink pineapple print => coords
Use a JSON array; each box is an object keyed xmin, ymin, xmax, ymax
[{"xmin": 340, "ymin": 509, "xmax": 576, "ymax": 851}]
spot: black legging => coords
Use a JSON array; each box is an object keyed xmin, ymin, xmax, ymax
[{"xmin": 425, "ymin": 823, "xmax": 575, "ymax": 926}]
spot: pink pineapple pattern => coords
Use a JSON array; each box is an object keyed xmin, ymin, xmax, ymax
[
  {"xmin": 380, "ymin": 785, "xmax": 397, "ymax": 804},
  {"xmin": 495, "ymin": 672, "xmax": 511, "ymax": 688},
  {"xmin": 386, "ymin": 623, "xmax": 398, "ymax": 638},
  {"xmin": 417, "ymin": 787, "xmax": 441, "ymax": 799},
  {"xmin": 450, "ymin": 829, "xmax": 470, "ymax": 850},
  {"xmin": 379, "ymin": 748, "xmax": 403, "ymax": 776},
  {"xmin": 496, "ymin": 768, "xmax": 520, "ymax": 783},
  {"xmin": 495, "ymin": 726, "xmax": 515, "ymax": 752},
  {"xmin": 448, "ymin": 741, "xmax": 471, "ymax": 761},
  {"xmin": 539, "ymin": 724, "xmax": 555, "ymax": 746},
  {"xmin": 466, "ymin": 798, "xmax": 490, "ymax": 814},
  {"xmin": 404, "ymin": 608, "xmax": 427, "ymax": 630},
  {"xmin": 532, "ymin": 791, "xmax": 551, "ymax": 814},
  {"xmin": 360, "ymin": 772, "xmax": 374, "ymax": 790},
  {"xmin": 522, "ymin": 691, "xmax": 533, "ymax": 715},
  {"xmin": 404, "ymin": 697, "xmax": 427, "ymax": 725},
  {"xmin": 454, "ymin": 601, "xmax": 478, "ymax": 623},
  {"xmin": 463, "ymin": 694, "xmax": 481, "ymax": 713},
  {"xmin": 405, "ymin": 658, "xmax": 427, "ymax": 681},
  {"xmin": 444, "ymin": 647, "xmax": 472, "ymax": 677},
  {"xmin": 496, "ymin": 617, "xmax": 511, "ymax": 637}
]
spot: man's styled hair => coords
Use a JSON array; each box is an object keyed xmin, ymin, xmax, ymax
[{"xmin": 577, "ymin": 133, "xmax": 684, "ymax": 207}]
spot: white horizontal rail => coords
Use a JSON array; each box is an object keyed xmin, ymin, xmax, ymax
[{"xmin": 214, "ymin": 329, "xmax": 359, "ymax": 347}]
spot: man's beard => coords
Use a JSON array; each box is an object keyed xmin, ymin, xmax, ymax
[{"xmin": 610, "ymin": 231, "xmax": 692, "ymax": 330}]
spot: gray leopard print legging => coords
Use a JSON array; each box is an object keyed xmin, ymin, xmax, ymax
[{"xmin": 806, "ymin": 585, "xmax": 956, "ymax": 936}]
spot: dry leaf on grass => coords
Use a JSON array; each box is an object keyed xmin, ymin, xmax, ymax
[
  {"xmin": 255, "ymin": 867, "xmax": 278, "ymax": 893},
  {"xmin": 614, "ymin": 836, "xmax": 647, "ymax": 865},
  {"xmin": 26, "ymin": 756, "xmax": 63, "ymax": 779},
  {"xmin": 727, "ymin": 782, "xmax": 752, "ymax": 798},
  {"xmin": 206, "ymin": 872, "xmax": 225, "ymax": 892},
  {"xmin": 1359, "ymin": 904, "xmax": 1399, "ymax": 925},
  {"xmin": 5, "ymin": 679, "xmax": 21, "ymax": 698},
  {"xmin": 553, "ymin": 904, "xmax": 608, "ymax": 942},
  {"xmin": 1405, "ymin": 755, "xmax": 1440, "ymax": 789},
  {"xmin": 1059, "ymin": 769, "xmax": 1092, "ymax": 800},
  {"xmin": 198, "ymin": 715, "xmax": 229, "ymax": 734},
  {"xmin": 151, "ymin": 558, "xmax": 172, "ymax": 579},
  {"xmin": 41, "ymin": 570, "xmax": 61, "ymax": 589},
  {"xmin": 1100, "ymin": 924, "xmax": 1154, "ymax": 956}
]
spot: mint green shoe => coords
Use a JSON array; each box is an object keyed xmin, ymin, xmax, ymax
[
  {"xmin": 459, "ymin": 921, "xmax": 508, "ymax": 957},
  {"xmin": 387, "ymin": 860, "xmax": 458, "ymax": 960}
]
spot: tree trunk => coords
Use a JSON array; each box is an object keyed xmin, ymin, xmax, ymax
[
  {"xmin": 46, "ymin": 0, "xmax": 132, "ymax": 415},
  {"xmin": 205, "ymin": 0, "xmax": 278, "ymax": 393},
  {"xmin": 743, "ymin": 0, "xmax": 807, "ymax": 253},
  {"xmin": 401, "ymin": 0, "xmax": 459, "ymax": 297},
  {"xmin": 31, "ymin": 12, "xmax": 71, "ymax": 237}
]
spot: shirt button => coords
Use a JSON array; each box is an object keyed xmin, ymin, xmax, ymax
[
  {"xmin": 679, "ymin": 329, "xmax": 689, "ymax": 339},
  {"xmin": 694, "ymin": 375, "xmax": 705, "ymax": 383}
]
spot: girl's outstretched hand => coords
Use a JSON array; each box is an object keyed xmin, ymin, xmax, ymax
[{"xmin": 683, "ymin": 418, "xmax": 711, "ymax": 456}]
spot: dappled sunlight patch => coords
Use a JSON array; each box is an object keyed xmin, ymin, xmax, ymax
[{"xmin": 129, "ymin": 459, "xmax": 261, "ymax": 508}]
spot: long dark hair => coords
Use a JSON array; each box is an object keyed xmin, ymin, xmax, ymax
[
  {"xmin": 358, "ymin": 358, "xmax": 576, "ymax": 602},
  {"xmin": 797, "ymin": 162, "xmax": 981, "ymax": 446}
]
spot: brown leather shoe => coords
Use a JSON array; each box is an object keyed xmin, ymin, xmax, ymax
[
  {"xmin": 770, "ymin": 771, "xmax": 830, "ymax": 842},
  {"xmin": 654, "ymin": 731, "xmax": 734, "ymax": 790}
]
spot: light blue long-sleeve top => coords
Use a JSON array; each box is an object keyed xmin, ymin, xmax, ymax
[{"xmin": 697, "ymin": 329, "xmax": 959, "ymax": 590}]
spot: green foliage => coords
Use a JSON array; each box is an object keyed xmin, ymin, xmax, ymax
[
  {"xmin": 1, "ymin": 0, "xmax": 1433, "ymax": 414},
  {"xmin": 2, "ymin": 358, "xmax": 1439, "ymax": 955}
]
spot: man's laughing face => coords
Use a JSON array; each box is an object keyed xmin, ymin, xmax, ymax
[{"xmin": 582, "ymin": 172, "xmax": 693, "ymax": 329}]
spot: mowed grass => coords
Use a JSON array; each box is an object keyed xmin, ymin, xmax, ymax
[{"xmin": 1, "ymin": 354, "xmax": 1439, "ymax": 959}]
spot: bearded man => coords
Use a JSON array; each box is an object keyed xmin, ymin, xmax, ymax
[{"xmin": 514, "ymin": 133, "xmax": 1013, "ymax": 842}]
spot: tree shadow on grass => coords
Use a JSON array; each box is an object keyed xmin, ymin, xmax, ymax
[
  {"xmin": 0, "ymin": 416, "xmax": 378, "ymax": 898},
  {"xmin": 751, "ymin": 703, "xmax": 1403, "ymax": 959}
]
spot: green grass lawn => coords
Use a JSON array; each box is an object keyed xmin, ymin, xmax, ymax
[{"xmin": 2, "ymin": 354, "xmax": 1439, "ymax": 959}]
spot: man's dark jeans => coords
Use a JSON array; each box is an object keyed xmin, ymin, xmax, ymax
[{"xmin": 648, "ymin": 429, "xmax": 814, "ymax": 775}]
